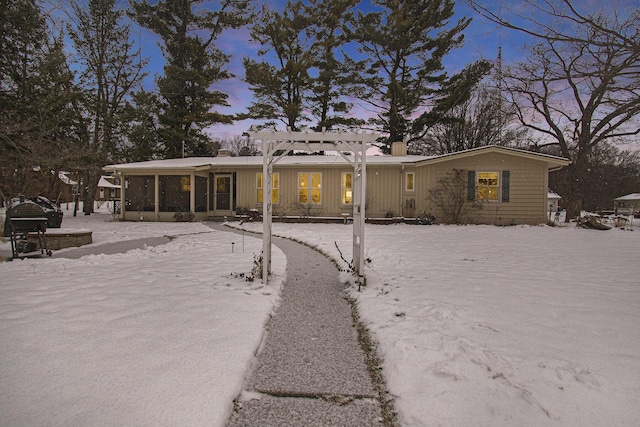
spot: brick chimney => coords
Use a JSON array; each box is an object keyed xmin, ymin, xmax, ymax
[{"xmin": 217, "ymin": 149, "xmax": 232, "ymax": 157}]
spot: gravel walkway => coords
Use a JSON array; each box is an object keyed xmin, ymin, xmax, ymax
[{"xmin": 216, "ymin": 225, "xmax": 383, "ymax": 426}]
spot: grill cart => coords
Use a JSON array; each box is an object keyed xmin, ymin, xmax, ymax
[{"xmin": 6, "ymin": 197, "xmax": 53, "ymax": 259}]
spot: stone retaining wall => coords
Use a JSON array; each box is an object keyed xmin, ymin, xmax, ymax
[{"xmin": 29, "ymin": 230, "xmax": 93, "ymax": 250}]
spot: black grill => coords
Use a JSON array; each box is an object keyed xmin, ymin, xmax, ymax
[{"xmin": 6, "ymin": 198, "xmax": 52, "ymax": 259}]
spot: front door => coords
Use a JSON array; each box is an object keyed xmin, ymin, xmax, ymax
[{"xmin": 214, "ymin": 175, "xmax": 232, "ymax": 214}]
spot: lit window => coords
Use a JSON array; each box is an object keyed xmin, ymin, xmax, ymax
[
  {"xmin": 181, "ymin": 176, "xmax": 191, "ymax": 192},
  {"xmin": 257, "ymin": 173, "xmax": 279, "ymax": 204},
  {"xmin": 477, "ymin": 172, "xmax": 499, "ymax": 201},
  {"xmin": 298, "ymin": 172, "xmax": 321, "ymax": 204},
  {"xmin": 342, "ymin": 172, "xmax": 353, "ymax": 204},
  {"xmin": 406, "ymin": 172, "xmax": 415, "ymax": 191}
]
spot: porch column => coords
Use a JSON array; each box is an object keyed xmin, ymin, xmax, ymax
[
  {"xmin": 120, "ymin": 174, "xmax": 126, "ymax": 221},
  {"xmin": 262, "ymin": 142, "xmax": 273, "ymax": 284},
  {"xmin": 154, "ymin": 174, "xmax": 159, "ymax": 221},
  {"xmin": 190, "ymin": 173, "xmax": 195, "ymax": 214}
]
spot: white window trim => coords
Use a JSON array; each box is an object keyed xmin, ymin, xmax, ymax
[
  {"xmin": 341, "ymin": 172, "xmax": 353, "ymax": 205},
  {"xmin": 405, "ymin": 172, "xmax": 415, "ymax": 192},
  {"xmin": 257, "ymin": 172, "xmax": 279, "ymax": 204},
  {"xmin": 477, "ymin": 170, "xmax": 500, "ymax": 202},
  {"xmin": 298, "ymin": 172, "xmax": 322, "ymax": 205}
]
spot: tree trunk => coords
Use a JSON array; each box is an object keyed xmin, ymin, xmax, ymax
[{"xmin": 82, "ymin": 171, "xmax": 99, "ymax": 215}]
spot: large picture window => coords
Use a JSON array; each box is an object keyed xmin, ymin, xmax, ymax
[
  {"xmin": 341, "ymin": 172, "xmax": 353, "ymax": 205},
  {"xmin": 257, "ymin": 172, "xmax": 279, "ymax": 204},
  {"xmin": 298, "ymin": 172, "xmax": 321, "ymax": 204}
]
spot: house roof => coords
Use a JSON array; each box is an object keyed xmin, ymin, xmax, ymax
[
  {"xmin": 614, "ymin": 193, "xmax": 640, "ymax": 201},
  {"xmin": 98, "ymin": 176, "xmax": 120, "ymax": 189},
  {"xmin": 103, "ymin": 145, "xmax": 570, "ymax": 174},
  {"xmin": 413, "ymin": 145, "xmax": 570, "ymax": 169},
  {"xmin": 58, "ymin": 171, "xmax": 78, "ymax": 186},
  {"xmin": 103, "ymin": 153, "xmax": 432, "ymax": 173}
]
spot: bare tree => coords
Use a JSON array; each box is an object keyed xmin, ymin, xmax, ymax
[
  {"xmin": 428, "ymin": 168, "xmax": 482, "ymax": 224},
  {"xmin": 219, "ymin": 135, "xmax": 261, "ymax": 157},
  {"xmin": 468, "ymin": 1, "xmax": 640, "ymax": 219},
  {"xmin": 69, "ymin": 0, "xmax": 147, "ymax": 214},
  {"xmin": 411, "ymin": 83, "xmax": 530, "ymax": 155}
]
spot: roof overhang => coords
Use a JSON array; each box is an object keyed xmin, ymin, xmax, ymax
[
  {"xmin": 103, "ymin": 145, "xmax": 571, "ymax": 174},
  {"xmin": 414, "ymin": 145, "xmax": 571, "ymax": 170}
]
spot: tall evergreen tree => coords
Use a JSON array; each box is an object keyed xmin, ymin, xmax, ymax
[
  {"xmin": 121, "ymin": 89, "xmax": 162, "ymax": 162},
  {"xmin": 244, "ymin": 0, "xmax": 363, "ymax": 133},
  {"xmin": 1, "ymin": 0, "xmax": 81, "ymax": 200},
  {"xmin": 132, "ymin": 0, "xmax": 252, "ymax": 157},
  {"xmin": 243, "ymin": 1, "xmax": 314, "ymax": 131},
  {"xmin": 349, "ymin": 0, "xmax": 489, "ymax": 153},
  {"xmin": 69, "ymin": 0, "xmax": 147, "ymax": 214},
  {"xmin": 304, "ymin": 0, "xmax": 362, "ymax": 131}
]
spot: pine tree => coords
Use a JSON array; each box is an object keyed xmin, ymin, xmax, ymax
[
  {"xmin": 349, "ymin": 0, "xmax": 487, "ymax": 153},
  {"xmin": 243, "ymin": 1, "xmax": 313, "ymax": 131},
  {"xmin": 304, "ymin": 0, "xmax": 362, "ymax": 131},
  {"xmin": 121, "ymin": 89, "xmax": 162, "ymax": 162},
  {"xmin": 1, "ymin": 0, "xmax": 81, "ymax": 200},
  {"xmin": 132, "ymin": 0, "xmax": 252, "ymax": 157}
]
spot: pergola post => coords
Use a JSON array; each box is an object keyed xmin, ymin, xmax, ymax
[
  {"xmin": 250, "ymin": 130, "xmax": 378, "ymax": 285},
  {"xmin": 352, "ymin": 137, "xmax": 367, "ymax": 276},
  {"xmin": 262, "ymin": 141, "xmax": 273, "ymax": 284}
]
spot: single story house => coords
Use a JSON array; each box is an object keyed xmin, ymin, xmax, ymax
[
  {"xmin": 97, "ymin": 175, "xmax": 121, "ymax": 201},
  {"xmin": 103, "ymin": 143, "xmax": 570, "ymax": 225},
  {"xmin": 614, "ymin": 193, "xmax": 640, "ymax": 216}
]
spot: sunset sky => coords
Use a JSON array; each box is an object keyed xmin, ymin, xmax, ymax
[
  {"xmin": 53, "ymin": 0, "xmax": 638, "ymax": 140},
  {"xmin": 134, "ymin": 0, "xmax": 521, "ymax": 139}
]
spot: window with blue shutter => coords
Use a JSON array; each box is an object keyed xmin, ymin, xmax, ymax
[
  {"xmin": 501, "ymin": 170, "xmax": 510, "ymax": 202},
  {"xmin": 468, "ymin": 170, "xmax": 476, "ymax": 201}
]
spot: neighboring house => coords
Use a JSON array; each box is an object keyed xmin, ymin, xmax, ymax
[
  {"xmin": 56, "ymin": 172, "xmax": 78, "ymax": 203},
  {"xmin": 103, "ymin": 144, "xmax": 570, "ymax": 225},
  {"xmin": 97, "ymin": 176, "xmax": 121, "ymax": 201},
  {"xmin": 548, "ymin": 191, "xmax": 561, "ymax": 215},
  {"xmin": 614, "ymin": 193, "xmax": 640, "ymax": 216}
]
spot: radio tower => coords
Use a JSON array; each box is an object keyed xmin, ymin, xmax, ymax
[{"xmin": 496, "ymin": 5, "xmax": 503, "ymax": 145}]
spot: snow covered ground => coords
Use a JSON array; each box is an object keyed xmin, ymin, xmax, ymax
[
  {"xmin": 235, "ymin": 220, "xmax": 640, "ymax": 427},
  {"xmin": 0, "ymin": 204, "xmax": 286, "ymax": 426},
  {"xmin": 1, "ymin": 204, "xmax": 639, "ymax": 426}
]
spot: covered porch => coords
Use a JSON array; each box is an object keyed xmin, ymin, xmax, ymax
[{"xmin": 119, "ymin": 171, "xmax": 236, "ymax": 222}]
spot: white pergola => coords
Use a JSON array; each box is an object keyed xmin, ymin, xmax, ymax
[{"xmin": 248, "ymin": 130, "xmax": 380, "ymax": 285}]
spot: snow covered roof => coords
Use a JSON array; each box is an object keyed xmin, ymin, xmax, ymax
[
  {"xmin": 98, "ymin": 176, "xmax": 120, "ymax": 189},
  {"xmin": 103, "ymin": 145, "xmax": 570, "ymax": 173},
  {"xmin": 548, "ymin": 191, "xmax": 561, "ymax": 199},
  {"xmin": 58, "ymin": 171, "xmax": 78, "ymax": 186},
  {"xmin": 103, "ymin": 154, "xmax": 433, "ymax": 172},
  {"xmin": 413, "ymin": 145, "xmax": 570, "ymax": 168},
  {"xmin": 614, "ymin": 193, "xmax": 640, "ymax": 201}
]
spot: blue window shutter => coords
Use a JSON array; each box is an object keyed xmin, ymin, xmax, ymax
[
  {"xmin": 502, "ymin": 170, "xmax": 510, "ymax": 202},
  {"xmin": 468, "ymin": 170, "xmax": 476, "ymax": 201}
]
